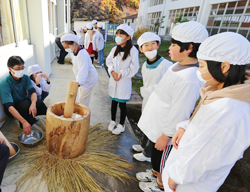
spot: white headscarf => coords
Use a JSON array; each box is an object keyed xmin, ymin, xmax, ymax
[
  {"xmin": 197, "ymin": 32, "xmax": 250, "ymax": 65},
  {"xmin": 28, "ymin": 64, "xmax": 42, "ymax": 76},
  {"xmin": 172, "ymin": 21, "xmax": 208, "ymax": 43},
  {"xmin": 137, "ymin": 32, "xmax": 161, "ymax": 47},
  {"xmin": 117, "ymin": 24, "xmax": 134, "ymax": 39},
  {"xmin": 61, "ymin": 33, "xmax": 79, "ymax": 44}
]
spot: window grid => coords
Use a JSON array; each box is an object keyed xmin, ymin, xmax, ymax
[
  {"xmin": 150, "ymin": 0, "xmax": 164, "ymax": 7},
  {"xmin": 147, "ymin": 11, "xmax": 162, "ymax": 31},
  {"xmin": 207, "ymin": 0, "xmax": 250, "ymax": 40}
]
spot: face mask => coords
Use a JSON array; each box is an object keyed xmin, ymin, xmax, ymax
[
  {"xmin": 12, "ymin": 69, "xmax": 24, "ymax": 78},
  {"xmin": 144, "ymin": 50, "xmax": 157, "ymax": 59},
  {"xmin": 196, "ymin": 70, "xmax": 214, "ymax": 84},
  {"xmin": 65, "ymin": 48, "xmax": 73, "ymax": 53},
  {"xmin": 115, "ymin": 37, "xmax": 123, "ymax": 45}
]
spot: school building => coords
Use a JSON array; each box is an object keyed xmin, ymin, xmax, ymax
[
  {"xmin": 0, "ymin": 0, "xmax": 71, "ymax": 126},
  {"xmin": 137, "ymin": 0, "xmax": 250, "ymax": 40}
]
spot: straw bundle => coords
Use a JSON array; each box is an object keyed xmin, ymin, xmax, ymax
[{"xmin": 4, "ymin": 116, "xmax": 134, "ymax": 192}]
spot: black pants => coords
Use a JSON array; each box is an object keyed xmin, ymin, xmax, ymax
[
  {"xmin": 111, "ymin": 100, "xmax": 127, "ymax": 125},
  {"xmin": 90, "ymin": 57, "xmax": 94, "ymax": 64},
  {"xmin": 4, "ymin": 99, "xmax": 47, "ymax": 128},
  {"xmin": 141, "ymin": 134, "xmax": 152, "ymax": 158},
  {"xmin": 55, "ymin": 37, "xmax": 68, "ymax": 63},
  {"xmin": 0, "ymin": 143, "xmax": 10, "ymax": 187}
]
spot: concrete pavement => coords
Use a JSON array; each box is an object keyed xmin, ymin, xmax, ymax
[{"xmin": 1, "ymin": 59, "xmax": 150, "ymax": 191}]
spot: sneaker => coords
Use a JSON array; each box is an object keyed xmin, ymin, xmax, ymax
[
  {"xmin": 95, "ymin": 65, "xmax": 103, "ymax": 68},
  {"xmin": 132, "ymin": 144, "xmax": 144, "ymax": 152},
  {"xmin": 112, "ymin": 124, "xmax": 125, "ymax": 135},
  {"xmin": 136, "ymin": 169, "xmax": 156, "ymax": 182},
  {"xmin": 1, "ymin": 184, "xmax": 17, "ymax": 192},
  {"xmin": 139, "ymin": 180, "xmax": 163, "ymax": 192},
  {"xmin": 133, "ymin": 153, "xmax": 151, "ymax": 162},
  {"xmin": 108, "ymin": 120, "xmax": 116, "ymax": 131}
]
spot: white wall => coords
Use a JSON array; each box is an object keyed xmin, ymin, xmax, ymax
[
  {"xmin": 124, "ymin": 18, "xmax": 137, "ymax": 31},
  {"xmin": 0, "ymin": 0, "xmax": 67, "ymax": 126},
  {"xmin": 138, "ymin": 0, "xmax": 243, "ymax": 36}
]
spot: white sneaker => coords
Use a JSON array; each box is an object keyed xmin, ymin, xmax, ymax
[
  {"xmin": 136, "ymin": 169, "xmax": 156, "ymax": 182},
  {"xmin": 112, "ymin": 124, "xmax": 125, "ymax": 135},
  {"xmin": 132, "ymin": 144, "xmax": 144, "ymax": 152},
  {"xmin": 139, "ymin": 180, "xmax": 163, "ymax": 192},
  {"xmin": 133, "ymin": 153, "xmax": 151, "ymax": 162},
  {"xmin": 1, "ymin": 184, "xmax": 17, "ymax": 192},
  {"xmin": 95, "ymin": 65, "xmax": 103, "ymax": 68},
  {"xmin": 108, "ymin": 120, "xmax": 116, "ymax": 131}
]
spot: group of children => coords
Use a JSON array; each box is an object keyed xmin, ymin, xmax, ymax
[
  {"xmin": 0, "ymin": 20, "xmax": 248, "ymax": 192},
  {"xmin": 77, "ymin": 20, "xmax": 107, "ymax": 68},
  {"xmin": 94, "ymin": 21, "xmax": 249, "ymax": 192}
]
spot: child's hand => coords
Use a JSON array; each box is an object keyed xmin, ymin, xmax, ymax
[
  {"xmin": 42, "ymin": 74, "xmax": 50, "ymax": 82},
  {"xmin": 111, "ymin": 71, "xmax": 119, "ymax": 81},
  {"xmin": 155, "ymin": 134, "xmax": 171, "ymax": 151},
  {"xmin": 172, "ymin": 128, "xmax": 185, "ymax": 150},
  {"xmin": 0, "ymin": 137, "xmax": 6, "ymax": 145},
  {"xmin": 168, "ymin": 177, "xmax": 177, "ymax": 192},
  {"xmin": 35, "ymin": 74, "xmax": 42, "ymax": 85},
  {"xmin": 117, "ymin": 72, "xmax": 122, "ymax": 81}
]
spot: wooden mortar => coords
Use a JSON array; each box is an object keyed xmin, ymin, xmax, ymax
[{"xmin": 46, "ymin": 80, "xmax": 90, "ymax": 158}]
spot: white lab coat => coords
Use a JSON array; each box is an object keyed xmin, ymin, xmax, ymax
[
  {"xmin": 140, "ymin": 59, "xmax": 172, "ymax": 111},
  {"xmin": 78, "ymin": 32, "xmax": 85, "ymax": 46},
  {"xmin": 138, "ymin": 63, "xmax": 202, "ymax": 142},
  {"xmin": 95, "ymin": 31, "xmax": 104, "ymax": 51},
  {"xmin": 106, "ymin": 46, "xmax": 139, "ymax": 100},
  {"xmin": 162, "ymin": 98, "xmax": 250, "ymax": 192},
  {"xmin": 31, "ymin": 78, "xmax": 51, "ymax": 96},
  {"xmin": 84, "ymin": 32, "xmax": 97, "ymax": 50},
  {"xmin": 70, "ymin": 48, "xmax": 98, "ymax": 91}
]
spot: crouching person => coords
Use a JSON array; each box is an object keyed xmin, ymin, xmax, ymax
[{"xmin": 0, "ymin": 56, "xmax": 47, "ymax": 135}]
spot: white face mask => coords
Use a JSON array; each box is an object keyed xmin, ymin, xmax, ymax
[
  {"xmin": 12, "ymin": 69, "xmax": 24, "ymax": 78},
  {"xmin": 196, "ymin": 70, "xmax": 214, "ymax": 84},
  {"xmin": 115, "ymin": 37, "xmax": 123, "ymax": 45},
  {"xmin": 144, "ymin": 50, "xmax": 157, "ymax": 59},
  {"xmin": 65, "ymin": 48, "xmax": 73, "ymax": 53}
]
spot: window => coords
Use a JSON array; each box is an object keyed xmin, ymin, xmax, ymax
[
  {"xmin": 128, "ymin": 22, "xmax": 130, "ymax": 26},
  {"xmin": 132, "ymin": 18, "xmax": 134, "ymax": 23},
  {"xmin": 206, "ymin": 0, "xmax": 250, "ymax": 40},
  {"xmin": 0, "ymin": 0, "xmax": 30, "ymax": 48},
  {"xmin": 167, "ymin": 6, "xmax": 200, "ymax": 34},
  {"xmin": 125, "ymin": 19, "xmax": 127, "ymax": 23},
  {"xmin": 148, "ymin": 11, "xmax": 162, "ymax": 31},
  {"xmin": 13, "ymin": 0, "xmax": 30, "ymax": 41},
  {"xmin": 150, "ymin": 0, "xmax": 164, "ymax": 7},
  {"xmin": 0, "ymin": 0, "xmax": 15, "ymax": 47}
]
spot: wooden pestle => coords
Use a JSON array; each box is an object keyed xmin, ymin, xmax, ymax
[
  {"xmin": 64, "ymin": 80, "xmax": 79, "ymax": 118},
  {"xmin": 0, "ymin": 131, "xmax": 16, "ymax": 157}
]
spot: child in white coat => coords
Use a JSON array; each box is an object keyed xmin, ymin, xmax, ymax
[
  {"xmin": 132, "ymin": 32, "xmax": 173, "ymax": 163},
  {"xmin": 137, "ymin": 21, "xmax": 208, "ymax": 192},
  {"xmin": 163, "ymin": 32, "xmax": 250, "ymax": 192},
  {"xmin": 28, "ymin": 64, "xmax": 51, "ymax": 101},
  {"xmin": 106, "ymin": 24, "xmax": 139, "ymax": 135},
  {"xmin": 61, "ymin": 33, "xmax": 98, "ymax": 108},
  {"xmin": 95, "ymin": 23, "xmax": 105, "ymax": 68},
  {"xmin": 85, "ymin": 23, "xmax": 97, "ymax": 64}
]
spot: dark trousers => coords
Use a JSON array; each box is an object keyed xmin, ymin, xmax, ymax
[
  {"xmin": 0, "ymin": 143, "xmax": 10, "ymax": 187},
  {"xmin": 4, "ymin": 99, "xmax": 47, "ymax": 128},
  {"xmin": 55, "ymin": 37, "xmax": 68, "ymax": 63},
  {"xmin": 111, "ymin": 100, "xmax": 127, "ymax": 125},
  {"xmin": 141, "ymin": 134, "xmax": 152, "ymax": 158}
]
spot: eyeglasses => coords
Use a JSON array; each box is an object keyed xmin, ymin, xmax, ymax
[{"xmin": 12, "ymin": 66, "xmax": 26, "ymax": 71}]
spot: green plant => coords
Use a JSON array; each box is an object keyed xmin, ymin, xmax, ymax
[
  {"xmin": 154, "ymin": 16, "xmax": 165, "ymax": 35},
  {"xmin": 174, "ymin": 14, "xmax": 189, "ymax": 24},
  {"xmin": 133, "ymin": 26, "xmax": 149, "ymax": 40}
]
